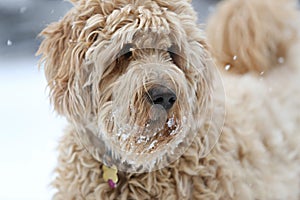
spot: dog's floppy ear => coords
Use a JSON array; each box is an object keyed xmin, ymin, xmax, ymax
[{"xmin": 37, "ymin": 7, "xmax": 104, "ymax": 120}]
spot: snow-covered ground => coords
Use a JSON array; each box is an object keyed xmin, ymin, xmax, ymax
[{"xmin": 0, "ymin": 57, "xmax": 66, "ymax": 200}]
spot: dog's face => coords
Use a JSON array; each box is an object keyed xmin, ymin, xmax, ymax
[{"xmin": 38, "ymin": 0, "xmax": 215, "ymax": 172}]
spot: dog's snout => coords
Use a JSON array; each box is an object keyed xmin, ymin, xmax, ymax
[{"xmin": 147, "ymin": 86, "xmax": 177, "ymax": 110}]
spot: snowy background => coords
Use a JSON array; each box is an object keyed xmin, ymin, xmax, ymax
[{"xmin": 0, "ymin": 0, "xmax": 219, "ymax": 199}]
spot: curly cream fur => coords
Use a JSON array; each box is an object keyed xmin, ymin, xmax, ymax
[
  {"xmin": 206, "ymin": 0, "xmax": 300, "ymax": 74},
  {"xmin": 38, "ymin": 0, "xmax": 300, "ymax": 199}
]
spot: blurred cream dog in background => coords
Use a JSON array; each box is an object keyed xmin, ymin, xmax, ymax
[{"xmin": 206, "ymin": 0, "xmax": 300, "ymax": 198}]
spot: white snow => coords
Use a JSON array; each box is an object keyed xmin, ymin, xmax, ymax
[
  {"xmin": 7, "ymin": 40, "xmax": 12, "ymax": 46},
  {"xmin": 278, "ymin": 57, "xmax": 285, "ymax": 64},
  {"xmin": 20, "ymin": 6, "xmax": 27, "ymax": 13},
  {"xmin": 136, "ymin": 135, "xmax": 147, "ymax": 144},
  {"xmin": 167, "ymin": 117, "xmax": 174, "ymax": 128},
  {"xmin": 225, "ymin": 64, "xmax": 231, "ymax": 71},
  {"xmin": 148, "ymin": 140, "xmax": 157, "ymax": 150},
  {"xmin": 0, "ymin": 58, "xmax": 66, "ymax": 200}
]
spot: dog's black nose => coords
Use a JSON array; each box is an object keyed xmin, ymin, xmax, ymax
[{"xmin": 147, "ymin": 86, "xmax": 177, "ymax": 110}]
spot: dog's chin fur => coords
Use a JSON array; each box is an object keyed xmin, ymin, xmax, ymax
[{"xmin": 38, "ymin": 0, "xmax": 300, "ymax": 199}]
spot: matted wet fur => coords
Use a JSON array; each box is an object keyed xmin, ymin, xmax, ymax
[{"xmin": 37, "ymin": 0, "xmax": 300, "ymax": 199}]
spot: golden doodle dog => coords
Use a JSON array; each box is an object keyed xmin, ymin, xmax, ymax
[{"xmin": 37, "ymin": 0, "xmax": 300, "ymax": 199}]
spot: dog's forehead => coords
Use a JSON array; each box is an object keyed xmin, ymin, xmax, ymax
[
  {"xmin": 131, "ymin": 30, "xmax": 172, "ymax": 50},
  {"xmin": 104, "ymin": 3, "xmax": 182, "ymax": 45}
]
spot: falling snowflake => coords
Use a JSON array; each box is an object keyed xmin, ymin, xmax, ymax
[
  {"xmin": 20, "ymin": 7, "xmax": 27, "ymax": 13},
  {"xmin": 225, "ymin": 64, "xmax": 231, "ymax": 71},
  {"xmin": 7, "ymin": 40, "xmax": 12, "ymax": 46},
  {"xmin": 278, "ymin": 57, "xmax": 285, "ymax": 64}
]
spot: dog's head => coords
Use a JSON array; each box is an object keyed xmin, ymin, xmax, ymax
[{"xmin": 38, "ymin": 0, "xmax": 218, "ymax": 172}]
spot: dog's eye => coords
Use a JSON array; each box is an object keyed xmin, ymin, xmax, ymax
[
  {"xmin": 168, "ymin": 50, "xmax": 176, "ymax": 62},
  {"xmin": 168, "ymin": 45, "xmax": 181, "ymax": 67},
  {"xmin": 120, "ymin": 43, "xmax": 134, "ymax": 58},
  {"xmin": 168, "ymin": 45, "xmax": 178, "ymax": 59}
]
